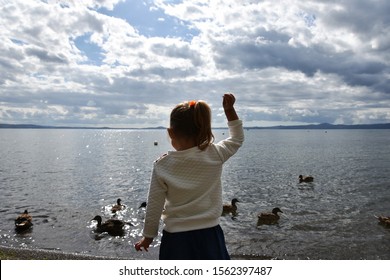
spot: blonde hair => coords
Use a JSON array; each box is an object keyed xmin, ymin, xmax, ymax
[{"xmin": 170, "ymin": 100, "xmax": 214, "ymax": 150}]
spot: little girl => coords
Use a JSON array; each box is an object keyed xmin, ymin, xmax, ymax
[{"xmin": 135, "ymin": 93, "xmax": 244, "ymax": 259}]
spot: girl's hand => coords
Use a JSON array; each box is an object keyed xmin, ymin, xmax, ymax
[
  {"xmin": 223, "ymin": 93, "xmax": 236, "ymax": 111},
  {"xmin": 135, "ymin": 237, "xmax": 154, "ymax": 252},
  {"xmin": 223, "ymin": 93, "xmax": 239, "ymax": 121}
]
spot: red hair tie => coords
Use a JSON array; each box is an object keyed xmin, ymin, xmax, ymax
[{"xmin": 189, "ymin": 100, "xmax": 197, "ymax": 107}]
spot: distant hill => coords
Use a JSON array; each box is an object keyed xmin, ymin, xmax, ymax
[
  {"xmin": 247, "ymin": 123, "xmax": 390, "ymax": 130},
  {"xmin": 0, "ymin": 124, "xmax": 101, "ymax": 129},
  {"xmin": 0, "ymin": 123, "xmax": 165, "ymax": 129},
  {"xmin": 1, "ymin": 122, "xmax": 390, "ymax": 129}
]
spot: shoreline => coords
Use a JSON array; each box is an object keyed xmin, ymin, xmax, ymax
[
  {"xmin": 0, "ymin": 245, "xmax": 273, "ymax": 260},
  {"xmin": 0, "ymin": 245, "xmax": 127, "ymax": 260}
]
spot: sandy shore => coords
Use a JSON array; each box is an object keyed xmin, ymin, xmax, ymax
[
  {"xmin": 0, "ymin": 245, "xmax": 272, "ymax": 260},
  {"xmin": 0, "ymin": 245, "xmax": 127, "ymax": 260}
]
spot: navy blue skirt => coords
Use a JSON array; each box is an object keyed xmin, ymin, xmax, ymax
[{"xmin": 159, "ymin": 225, "xmax": 230, "ymax": 260}]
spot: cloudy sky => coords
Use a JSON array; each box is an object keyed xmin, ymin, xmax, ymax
[{"xmin": 1, "ymin": 0, "xmax": 389, "ymax": 128}]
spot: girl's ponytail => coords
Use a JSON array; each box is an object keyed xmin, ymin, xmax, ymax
[{"xmin": 193, "ymin": 101, "xmax": 214, "ymax": 150}]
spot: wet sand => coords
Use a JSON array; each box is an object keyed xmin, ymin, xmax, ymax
[
  {"xmin": 0, "ymin": 245, "xmax": 126, "ymax": 260},
  {"xmin": 0, "ymin": 245, "xmax": 271, "ymax": 260}
]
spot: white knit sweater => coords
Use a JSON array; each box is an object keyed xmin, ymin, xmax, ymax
[{"xmin": 143, "ymin": 119, "xmax": 244, "ymax": 238}]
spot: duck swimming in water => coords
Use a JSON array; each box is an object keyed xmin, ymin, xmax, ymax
[
  {"xmin": 91, "ymin": 215, "xmax": 131, "ymax": 236},
  {"xmin": 222, "ymin": 198, "xmax": 239, "ymax": 215},
  {"xmin": 376, "ymin": 215, "xmax": 390, "ymax": 227},
  {"xmin": 15, "ymin": 210, "xmax": 33, "ymax": 232},
  {"xmin": 299, "ymin": 175, "xmax": 314, "ymax": 183},
  {"xmin": 111, "ymin": 198, "xmax": 125, "ymax": 213},
  {"xmin": 257, "ymin": 207, "xmax": 283, "ymax": 225}
]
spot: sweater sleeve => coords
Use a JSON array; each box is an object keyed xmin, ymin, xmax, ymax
[
  {"xmin": 142, "ymin": 165, "xmax": 167, "ymax": 238},
  {"xmin": 215, "ymin": 119, "xmax": 244, "ymax": 162}
]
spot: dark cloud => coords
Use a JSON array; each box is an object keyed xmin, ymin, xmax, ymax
[
  {"xmin": 213, "ymin": 38, "xmax": 389, "ymax": 93},
  {"xmin": 150, "ymin": 42, "xmax": 203, "ymax": 67},
  {"xmin": 25, "ymin": 47, "xmax": 68, "ymax": 64}
]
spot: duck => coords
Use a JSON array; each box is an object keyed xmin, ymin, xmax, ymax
[
  {"xmin": 91, "ymin": 215, "xmax": 131, "ymax": 236},
  {"xmin": 139, "ymin": 202, "xmax": 147, "ymax": 209},
  {"xmin": 257, "ymin": 207, "xmax": 283, "ymax": 225},
  {"xmin": 15, "ymin": 210, "xmax": 33, "ymax": 232},
  {"xmin": 299, "ymin": 175, "xmax": 314, "ymax": 183},
  {"xmin": 111, "ymin": 198, "xmax": 125, "ymax": 213},
  {"xmin": 222, "ymin": 198, "xmax": 239, "ymax": 215},
  {"xmin": 376, "ymin": 215, "xmax": 390, "ymax": 227}
]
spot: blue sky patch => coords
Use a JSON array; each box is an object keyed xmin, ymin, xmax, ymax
[
  {"xmin": 98, "ymin": 0, "xmax": 199, "ymax": 41},
  {"xmin": 74, "ymin": 33, "xmax": 104, "ymax": 65}
]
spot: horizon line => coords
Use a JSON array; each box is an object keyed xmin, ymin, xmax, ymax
[{"xmin": 1, "ymin": 122, "xmax": 390, "ymax": 130}]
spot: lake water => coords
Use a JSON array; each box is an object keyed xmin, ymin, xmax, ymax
[{"xmin": 0, "ymin": 128, "xmax": 389, "ymax": 260}]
